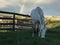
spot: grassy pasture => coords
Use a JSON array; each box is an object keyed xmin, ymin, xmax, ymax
[{"xmin": 0, "ymin": 22, "xmax": 60, "ymax": 45}]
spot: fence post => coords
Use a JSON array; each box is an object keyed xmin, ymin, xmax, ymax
[{"xmin": 13, "ymin": 14, "xmax": 15, "ymax": 31}]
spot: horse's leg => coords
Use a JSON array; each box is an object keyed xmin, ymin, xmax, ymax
[
  {"xmin": 38, "ymin": 24, "xmax": 41, "ymax": 37},
  {"xmin": 32, "ymin": 21, "xmax": 36, "ymax": 37},
  {"xmin": 37, "ymin": 23, "xmax": 39, "ymax": 34},
  {"xmin": 40, "ymin": 24, "xmax": 47, "ymax": 38}
]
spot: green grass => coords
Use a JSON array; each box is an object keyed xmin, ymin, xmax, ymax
[{"xmin": 0, "ymin": 23, "xmax": 60, "ymax": 45}]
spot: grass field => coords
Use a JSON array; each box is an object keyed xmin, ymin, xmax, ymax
[{"xmin": 0, "ymin": 22, "xmax": 60, "ymax": 45}]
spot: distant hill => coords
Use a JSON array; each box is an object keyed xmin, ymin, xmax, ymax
[{"xmin": 45, "ymin": 16, "xmax": 60, "ymax": 22}]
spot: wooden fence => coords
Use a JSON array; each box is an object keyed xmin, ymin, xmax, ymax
[{"xmin": 0, "ymin": 11, "xmax": 32, "ymax": 31}]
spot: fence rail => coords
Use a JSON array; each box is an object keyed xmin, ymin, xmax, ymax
[{"xmin": 0, "ymin": 11, "xmax": 32, "ymax": 31}]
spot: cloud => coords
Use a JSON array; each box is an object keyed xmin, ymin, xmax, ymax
[
  {"xmin": 19, "ymin": 0, "xmax": 60, "ymax": 13},
  {"xmin": 34, "ymin": 0, "xmax": 53, "ymax": 5},
  {"xmin": 0, "ymin": 0, "xmax": 10, "ymax": 8},
  {"xmin": 0, "ymin": 0, "xmax": 60, "ymax": 16},
  {"xmin": 25, "ymin": 0, "xmax": 60, "ymax": 15},
  {"xmin": 0, "ymin": 0, "xmax": 19, "ymax": 8},
  {"xmin": 19, "ymin": 0, "xmax": 55, "ymax": 7},
  {"xmin": 0, "ymin": 5, "xmax": 20, "ymax": 13},
  {"xmin": 0, "ymin": 0, "xmax": 58, "ymax": 8}
]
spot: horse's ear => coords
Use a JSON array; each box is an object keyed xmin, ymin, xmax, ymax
[{"xmin": 36, "ymin": 7, "xmax": 40, "ymax": 9}]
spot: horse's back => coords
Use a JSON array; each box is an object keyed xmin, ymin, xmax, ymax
[
  {"xmin": 31, "ymin": 9, "xmax": 40, "ymax": 21},
  {"xmin": 31, "ymin": 7, "xmax": 43, "ymax": 21}
]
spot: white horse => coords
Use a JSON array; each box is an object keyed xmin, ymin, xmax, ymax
[{"xmin": 30, "ymin": 7, "xmax": 47, "ymax": 38}]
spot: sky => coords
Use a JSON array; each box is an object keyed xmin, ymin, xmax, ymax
[{"xmin": 0, "ymin": 0, "xmax": 60, "ymax": 16}]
